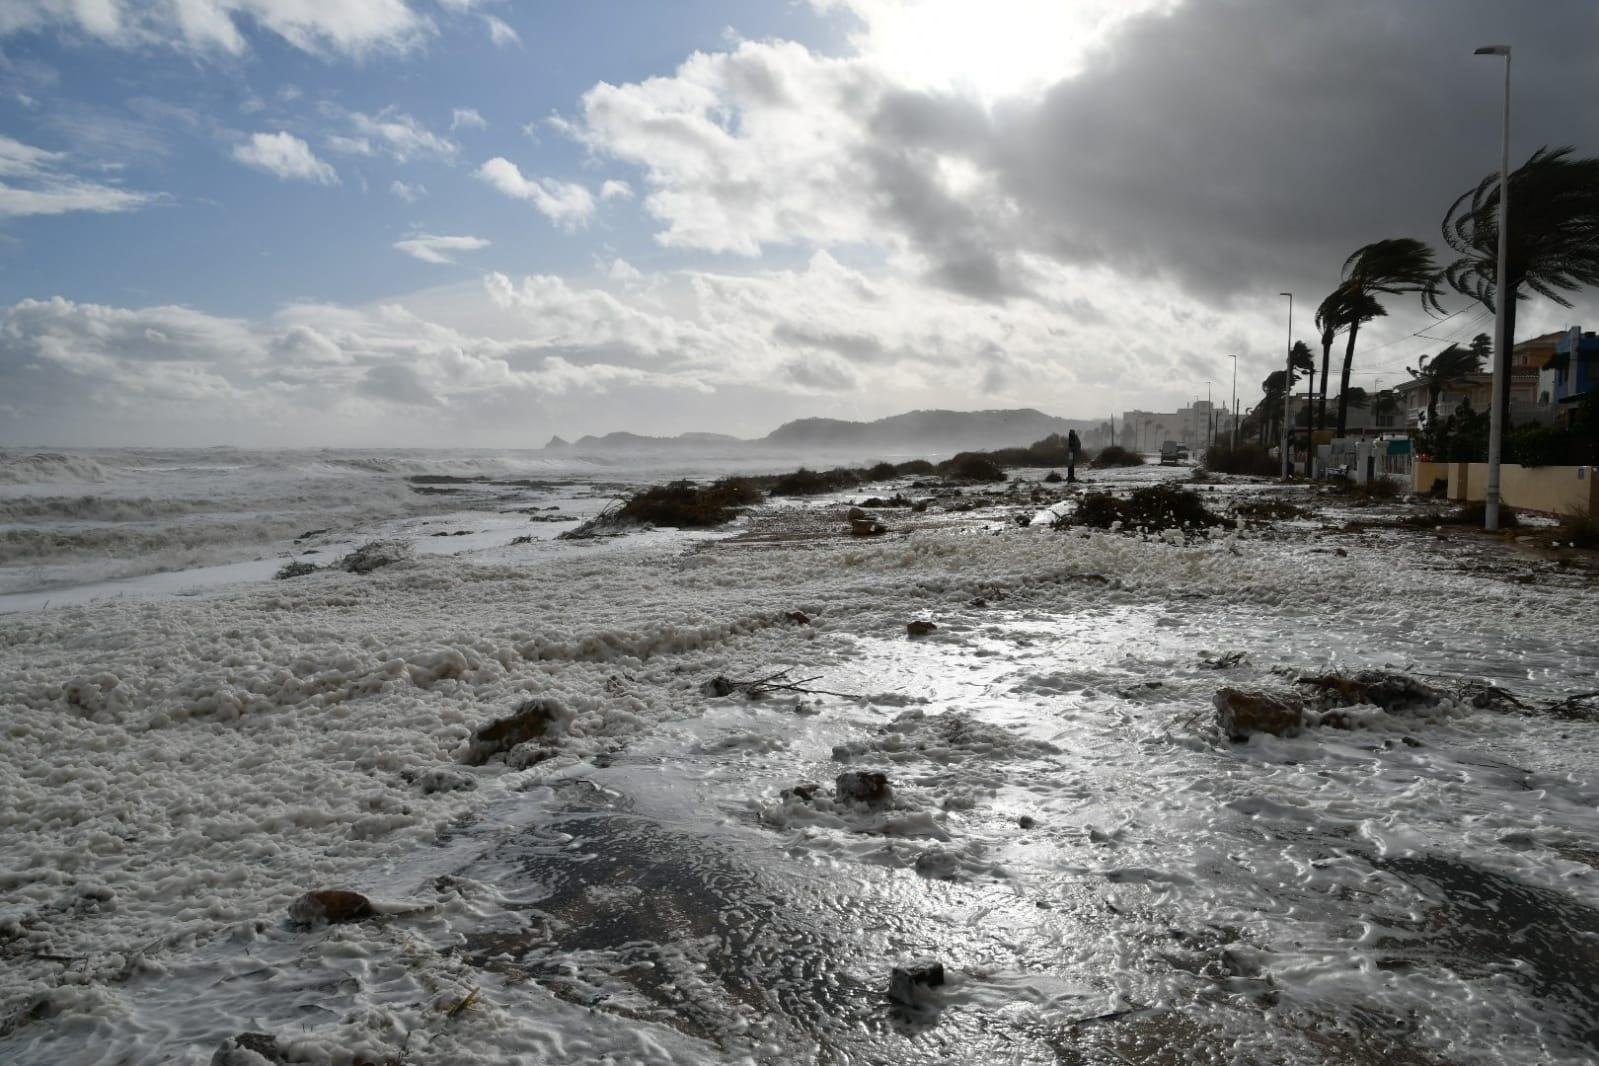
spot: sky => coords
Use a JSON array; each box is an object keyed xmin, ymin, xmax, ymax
[{"xmin": 2, "ymin": 0, "xmax": 1598, "ymax": 448}]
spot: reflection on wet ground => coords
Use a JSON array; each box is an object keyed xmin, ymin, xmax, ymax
[{"xmin": 1376, "ymin": 854, "xmax": 1599, "ymax": 1052}]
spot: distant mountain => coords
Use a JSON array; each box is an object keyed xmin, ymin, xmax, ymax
[
  {"xmin": 544, "ymin": 435, "xmax": 570, "ymax": 449},
  {"xmin": 543, "ymin": 408, "xmax": 1098, "ymax": 456},
  {"xmin": 564, "ymin": 430, "xmax": 744, "ymax": 452},
  {"xmin": 763, "ymin": 409, "xmax": 1097, "ymax": 452}
]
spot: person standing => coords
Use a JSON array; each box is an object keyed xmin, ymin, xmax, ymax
[{"xmin": 1066, "ymin": 429, "xmax": 1081, "ymax": 482}]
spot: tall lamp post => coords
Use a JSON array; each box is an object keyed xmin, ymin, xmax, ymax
[
  {"xmin": 1279, "ymin": 292, "xmax": 1293, "ymax": 480},
  {"xmin": 1476, "ymin": 44, "xmax": 1511, "ymax": 532},
  {"xmin": 1229, "ymin": 354, "xmax": 1238, "ymax": 450}
]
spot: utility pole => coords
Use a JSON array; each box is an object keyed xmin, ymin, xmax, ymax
[
  {"xmin": 1476, "ymin": 44, "xmax": 1511, "ymax": 531},
  {"xmin": 1280, "ymin": 292, "xmax": 1293, "ymax": 480}
]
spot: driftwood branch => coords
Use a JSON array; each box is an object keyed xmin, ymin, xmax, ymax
[{"xmin": 702, "ymin": 667, "xmax": 860, "ymax": 700}]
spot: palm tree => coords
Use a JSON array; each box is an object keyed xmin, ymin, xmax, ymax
[
  {"xmin": 1370, "ymin": 389, "xmax": 1401, "ymax": 428},
  {"xmin": 1443, "ymin": 146, "xmax": 1599, "ymax": 429},
  {"xmin": 1258, "ymin": 346, "xmax": 1315, "ymax": 446},
  {"xmin": 1407, "ymin": 343, "xmax": 1485, "ymax": 427},
  {"xmin": 1332, "ymin": 238, "xmax": 1444, "ymax": 437},
  {"xmin": 1314, "ymin": 287, "xmax": 1383, "ymax": 431}
]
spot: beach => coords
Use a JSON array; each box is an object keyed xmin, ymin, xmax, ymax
[{"xmin": 2, "ymin": 451, "xmax": 1598, "ymax": 1064}]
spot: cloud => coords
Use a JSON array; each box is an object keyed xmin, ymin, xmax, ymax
[
  {"xmin": 450, "ymin": 107, "xmax": 486, "ymax": 131},
  {"xmin": 0, "ymin": 291, "xmax": 718, "ymax": 444},
  {"xmin": 336, "ymin": 109, "xmax": 456, "ymax": 163},
  {"xmin": 393, "ymin": 233, "xmax": 490, "ymax": 264},
  {"xmin": 0, "ymin": 133, "xmax": 157, "ymax": 218},
  {"xmin": 0, "ymin": 0, "xmax": 428, "ymax": 57},
  {"xmin": 389, "ymin": 179, "xmax": 425, "ymax": 202},
  {"xmin": 562, "ymin": 40, "xmax": 881, "ymax": 256},
  {"xmin": 231, "ymin": 132, "xmax": 338, "ymax": 184},
  {"xmin": 476, "ymin": 158, "xmax": 595, "ymax": 229},
  {"xmin": 558, "ymin": 0, "xmax": 1599, "ymax": 309},
  {"xmin": 599, "ymin": 179, "xmax": 632, "ymax": 202},
  {"xmin": 482, "ymin": 14, "xmax": 519, "ymax": 47}
]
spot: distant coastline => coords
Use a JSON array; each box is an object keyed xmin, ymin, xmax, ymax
[{"xmin": 544, "ymin": 407, "xmax": 1101, "ymax": 456}]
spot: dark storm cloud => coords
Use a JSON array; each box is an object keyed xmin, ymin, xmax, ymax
[{"xmin": 870, "ymin": 0, "xmax": 1599, "ymax": 305}]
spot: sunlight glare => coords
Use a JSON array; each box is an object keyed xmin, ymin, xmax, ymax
[{"xmin": 837, "ymin": 0, "xmax": 1178, "ymax": 102}]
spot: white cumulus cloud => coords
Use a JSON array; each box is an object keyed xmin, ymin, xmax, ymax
[
  {"xmin": 450, "ymin": 107, "xmax": 486, "ymax": 131},
  {"xmin": 476, "ymin": 158, "xmax": 594, "ymax": 230},
  {"xmin": 231, "ymin": 132, "xmax": 338, "ymax": 184}
]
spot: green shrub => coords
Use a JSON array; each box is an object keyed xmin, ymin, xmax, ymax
[
  {"xmin": 1065, "ymin": 484, "xmax": 1219, "ymax": 532},
  {"xmin": 1202, "ymin": 442, "xmax": 1277, "ymax": 476},
  {"xmin": 866, "ymin": 461, "xmax": 898, "ymax": 481},
  {"xmin": 938, "ymin": 453, "xmax": 1008, "ymax": 482},
  {"xmin": 1555, "ymin": 509, "xmax": 1599, "ymax": 548},
  {"xmin": 1443, "ymin": 501, "xmax": 1520, "ymax": 528},
  {"xmin": 275, "ymin": 560, "xmax": 319, "ymax": 580},
  {"xmin": 1507, "ymin": 423, "xmax": 1591, "ymax": 467},
  {"xmin": 1231, "ymin": 498, "xmax": 1312, "ymax": 521},
  {"xmin": 893, "ymin": 459, "xmax": 935, "ymax": 476},
  {"xmin": 618, "ymin": 478, "xmax": 764, "ymax": 526},
  {"xmin": 1090, "ymin": 445, "xmax": 1145, "ymax": 468},
  {"xmin": 767, "ymin": 467, "xmax": 862, "ymax": 496}
]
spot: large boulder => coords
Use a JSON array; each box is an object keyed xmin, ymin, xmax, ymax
[
  {"xmin": 888, "ymin": 959, "xmax": 946, "ymax": 1007},
  {"xmin": 289, "ymin": 890, "xmax": 374, "ymax": 926},
  {"xmin": 835, "ymin": 769, "xmax": 892, "ymax": 805},
  {"xmin": 463, "ymin": 697, "xmax": 573, "ymax": 765},
  {"xmin": 1213, "ymin": 688, "xmax": 1304, "ymax": 741}
]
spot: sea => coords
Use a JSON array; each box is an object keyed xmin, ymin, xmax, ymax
[{"xmin": 0, "ymin": 445, "xmax": 867, "ymax": 612}]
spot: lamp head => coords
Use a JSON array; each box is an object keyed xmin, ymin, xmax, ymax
[{"xmin": 1474, "ymin": 45, "xmax": 1510, "ymax": 56}]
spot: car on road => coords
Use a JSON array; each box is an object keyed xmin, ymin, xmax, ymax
[{"xmin": 1160, "ymin": 440, "xmax": 1189, "ymax": 465}]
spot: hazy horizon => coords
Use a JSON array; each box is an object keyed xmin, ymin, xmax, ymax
[{"xmin": 3, "ymin": 0, "xmax": 1598, "ymax": 448}]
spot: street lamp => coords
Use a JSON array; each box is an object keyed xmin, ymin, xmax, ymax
[
  {"xmin": 1476, "ymin": 44, "xmax": 1511, "ymax": 532},
  {"xmin": 1280, "ymin": 292, "xmax": 1293, "ymax": 480},
  {"xmin": 1228, "ymin": 354, "xmax": 1238, "ymax": 450}
]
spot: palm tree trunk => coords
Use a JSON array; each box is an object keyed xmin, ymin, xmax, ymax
[
  {"xmin": 1426, "ymin": 381, "xmax": 1440, "ymax": 428},
  {"xmin": 1318, "ymin": 337, "xmax": 1333, "ymax": 430},
  {"xmin": 1336, "ymin": 319, "xmax": 1361, "ymax": 436}
]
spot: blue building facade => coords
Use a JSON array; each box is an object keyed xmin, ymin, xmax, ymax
[{"xmin": 1543, "ymin": 327, "xmax": 1599, "ymax": 412}]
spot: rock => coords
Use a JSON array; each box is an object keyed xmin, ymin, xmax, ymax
[
  {"xmin": 906, "ymin": 620, "xmax": 937, "ymax": 636},
  {"xmin": 1297, "ymin": 670, "xmax": 1441, "ymax": 714},
  {"xmin": 835, "ymin": 769, "xmax": 892, "ymax": 805},
  {"xmin": 850, "ymin": 517, "xmax": 887, "ymax": 536},
  {"xmin": 417, "ymin": 769, "xmax": 477, "ymax": 794},
  {"xmin": 463, "ymin": 697, "xmax": 573, "ymax": 765},
  {"xmin": 339, "ymin": 540, "xmax": 411, "ymax": 574},
  {"xmin": 1334, "ymin": 547, "xmax": 1348, "ymax": 557},
  {"xmin": 888, "ymin": 959, "xmax": 945, "ymax": 1007},
  {"xmin": 212, "ymin": 1032, "xmax": 289, "ymax": 1065},
  {"xmin": 1213, "ymin": 687, "xmax": 1304, "ymax": 741},
  {"xmin": 1017, "ymin": 815, "xmax": 1037, "ymax": 829},
  {"xmin": 289, "ymin": 890, "xmax": 373, "ymax": 926},
  {"xmin": 970, "ymin": 597, "xmax": 988, "ymax": 608},
  {"xmin": 847, "ymin": 506, "xmax": 868, "ymax": 521},
  {"xmin": 913, "ymin": 849, "xmax": 960, "ymax": 880},
  {"xmin": 702, "ymin": 676, "xmax": 738, "ymax": 697},
  {"xmin": 781, "ymin": 782, "xmax": 821, "ymax": 803},
  {"xmin": 785, "ymin": 610, "xmax": 811, "ymax": 625}
]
